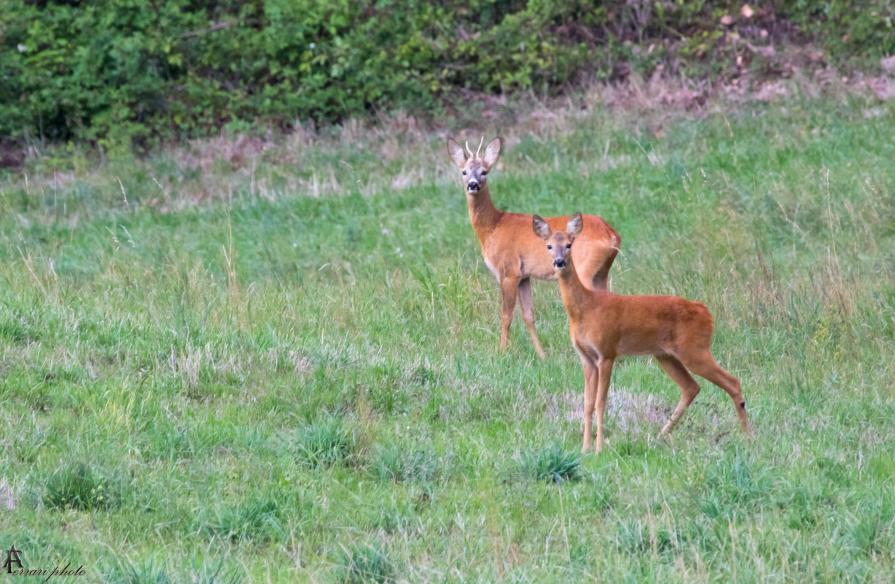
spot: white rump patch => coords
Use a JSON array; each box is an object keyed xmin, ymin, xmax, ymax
[{"xmin": 483, "ymin": 257, "xmax": 500, "ymax": 281}]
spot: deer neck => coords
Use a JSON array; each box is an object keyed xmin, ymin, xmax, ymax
[
  {"xmin": 557, "ymin": 256, "xmax": 600, "ymax": 323},
  {"xmin": 467, "ymin": 184, "xmax": 503, "ymax": 243}
]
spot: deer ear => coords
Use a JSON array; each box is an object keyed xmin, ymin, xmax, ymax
[
  {"xmin": 482, "ymin": 137, "xmax": 502, "ymax": 168},
  {"xmin": 447, "ymin": 138, "xmax": 467, "ymax": 168},
  {"xmin": 567, "ymin": 212, "xmax": 583, "ymax": 237},
  {"xmin": 532, "ymin": 215, "xmax": 551, "ymax": 240}
]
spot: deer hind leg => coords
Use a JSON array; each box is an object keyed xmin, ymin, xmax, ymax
[
  {"xmin": 594, "ymin": 357, "xmax": 614, "ymax": 453},
  {"xmin": 655, "ymin": 355, "xmax": 701, "ymax": 437},
  {"xmin": 517, "ymin": 278, "xmax": 545, "ymax": 358},
  {"xmin": 679, "ymin": 352, "xmax": 751, "ymax": 435},
  {"xmin": 498, "ymin": 276, "xmax": 520, "ymax": 352}
]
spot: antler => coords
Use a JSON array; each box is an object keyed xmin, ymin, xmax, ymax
[
  {"xmin": 475, "ymin": 136, "xmax": 484, "ymax": 159},
  {"xmin": 465, "ymin": 140, "xmax": 473, "ymax": 158}
]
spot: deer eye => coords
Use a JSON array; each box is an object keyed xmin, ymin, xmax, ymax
[
  {"xmin": 565, "ymin": 243, "xmax": 572, "ymax": 249},
  {"xmin": 481, "ymin": 171, "xmax": 487, "ymax": 176},
  {"xmin": 462, "ymin": 170, "xmax": 467, "ymax": 175},
  {"xmin": 547, "ymin": 245, "xmax": 553, "ymax": 250}
]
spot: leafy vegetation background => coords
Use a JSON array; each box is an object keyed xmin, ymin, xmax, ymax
[{"xmin": 2, "ymin": 0, "xmax": 894, "ymax": 148}]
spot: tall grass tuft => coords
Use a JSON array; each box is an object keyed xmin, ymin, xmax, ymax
[
  {"xmin": 44, "ymin": 462, "xmax": 120, "ymax": 511},
  {"xmin": 296, "ymin": 417, "xmax": 356, "ymax": 468},
  {"xmin": 103, "ymin": 559, "xmax": 172, "ymax": 584},
  {"xmin": 699, "ymin": 448, "xmax": 772, "ymax": 518},
  {"xmin": 103, "ymin": 558, "xmax": 243, "ymax": 584},
  {"xmin": 336, "ymin": 544, "xmax": 394, "ymax": 584},
  {"xmin": 200, "ymin": 497, "xmax": 285, "ymax": 543},
  {"xmin": 370, "ymin": 443, "xmax": 440, "ymax": 483},
  {"xmin": 520, "ymin": 444, "xmax": 582, "ymax": 484}
]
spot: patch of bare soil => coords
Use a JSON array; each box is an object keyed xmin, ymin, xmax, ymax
[
  {"xmin": 545, "ymin": 381, "xmax": 743, "ymax": 441},
  {"xmin": 545, "ymin": 387, "xmax": 672, "ymax": 437},
  {"xmin": 0, "ymin": 142, "xmax": 25, "ymax": 169}
]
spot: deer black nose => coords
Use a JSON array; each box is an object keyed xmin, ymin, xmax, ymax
[
  {"xmin": 467, "ymin": 180, "xmax": 479, "ymax": 189},
  {"xmin": 554, "ymin": 259, "xmax": 566, "ymax": 268}
]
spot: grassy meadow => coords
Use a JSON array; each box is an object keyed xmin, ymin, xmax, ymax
[{"xmin": 1, "ymin": 91, "xmax": 894, "ymax": 582}]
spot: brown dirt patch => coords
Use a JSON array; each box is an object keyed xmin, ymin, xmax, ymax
[{"xmin": 545, "ymin": 387, "xmax": 672, "ymax": 436}]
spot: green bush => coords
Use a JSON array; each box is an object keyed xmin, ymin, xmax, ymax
[
  {"xmin": 1, "ymin": 1, "xmax": 890, "ymax": 149},
  {"xmin": 784, "ymin": 1, "xmax": 895, "ymax": 62}
]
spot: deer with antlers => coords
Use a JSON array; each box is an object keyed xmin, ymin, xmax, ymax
[
  {"xmin": 533, "ymin": 213, "xmax": 750, "ymax": 453},
  {"xmin": 447, "ymin": 137, "xmax": 620, "ymax": 358}
]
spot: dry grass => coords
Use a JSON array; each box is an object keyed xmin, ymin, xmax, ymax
[{"xmin": 9, "ymin": 61, "xmax": 895, "ymax": 221}]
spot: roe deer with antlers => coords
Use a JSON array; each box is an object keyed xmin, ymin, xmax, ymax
[
  {"xmin": 533, "ymin": 213, "xmax": 750, "ymax": 453},
  {"xmin": 447, "ymin": 137, "xmax": 620, "ymax": 358}
]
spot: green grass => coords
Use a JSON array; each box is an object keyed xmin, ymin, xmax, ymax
[
  {"xmin": 43, "ymin": 461, "xmax": 122, "ymax": 511},
  {"xmin": 1, "ymin": 93, "xmax": 894, "ymax": 581},
  {"xmin": 518, "ymin": 444, "xmax": 582, "ymax": 484}
]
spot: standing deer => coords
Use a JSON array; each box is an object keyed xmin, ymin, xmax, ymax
[
  {"xmin": 447, "ymin": 137, "xmax": 620, "ymax": 358},
  {"xmin": 533, "ymin": 213, "xmax": 750, "ymax": 453}
]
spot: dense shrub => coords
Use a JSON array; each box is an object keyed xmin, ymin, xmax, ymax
[
  {"xmin": 1, "ymin": 1, "xmax": 891, "ymax": 148},
  {"xmin": 786, "ymin": 0, "xmax": 895, "ymax": 63}
]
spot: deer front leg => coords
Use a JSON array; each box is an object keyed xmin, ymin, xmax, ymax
[
  {"xmin": 498, "ymin": 275, "xmax": 520, "ymax": 352},
  {"xmin": 594, "ymin": 357, "xmax": 614, "ymax": 454},
  {"xmin": 517, "ymin": 278, "xmax": 546, "ymax": 358},
  {"xmin": 579, "ymin": 355, "xmax": 598, "ymax": 452}
]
